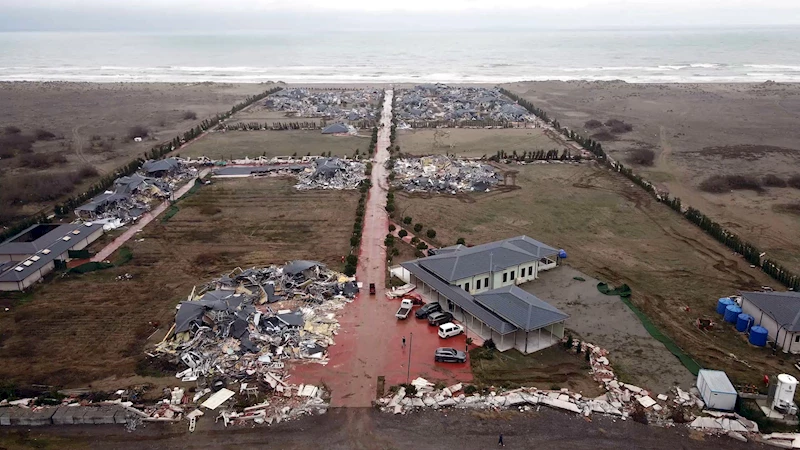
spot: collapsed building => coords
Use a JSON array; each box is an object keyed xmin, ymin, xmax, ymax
[
  {"xmin": 154, "ymin": 261, "xmax": 358, "ymax": 385},
  {"xmin": 295, "ymin": 157, "xmax": 366, "ymax": 190},
  {"xmin": 75, "ymin": 158, "xmax": 196, "ymax": 226},
  {"xmin": 264, "ymin": 88, "xmax": 380, "ymax": 123},
  {"xmin": 395, "ymin": 85, "xmax": 533, "ymax": 126},
  {"xmin": 392, "ymin": 155, "xmax": 499, "ymax": 193}
]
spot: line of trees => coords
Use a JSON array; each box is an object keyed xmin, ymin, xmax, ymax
[
  {"xmin": 490, "ymin": 149, "xmax": 577, "ymax": 162},
  {"xmin": 400, "ymin": 119, "xmax": 516, "ymax": 129},
  {"xmin": 501, "ymin": 87, "xmax": 800, "ymax": 292},
  {"xmin": 347, "ymin": 178, "xmax": 372, "ymax": 276}
]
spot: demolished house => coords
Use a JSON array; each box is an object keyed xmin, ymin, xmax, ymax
[
  {"xmin": 295, "ymin": 157, "xmax": 366, "ymax": 190},
  {"xmin": 395, "ymin": 85, "xmax": 534, "ymax": 125},
  {"xmin": 392, "ymin": 155, "xmax": 499, "ymax": 193},
  {"xmin": 264, "ymin": 88, "xmax": 380, "ymax": 123},
  {"xmin": 75, "ymin": 161, "xmax": 196, "ymax": 225},
  {"xmin": 154, "ymin": 261, "xmax": 358, "ymax": 385}
]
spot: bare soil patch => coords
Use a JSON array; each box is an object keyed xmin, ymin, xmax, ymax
[
  {"xmin": 470, "ymin": 345, "xmax": 604, "ymax": 397},
  {"xmin": 398, "ymin": 128, "xmax": 568, "ymax": 158},
  {"xmin": 0, "ymin": 177, "xmax": 358, "ymax": 387},
  {"xmin": 179, "ymin": 129, "xmax": 369, "ymax": 160}
]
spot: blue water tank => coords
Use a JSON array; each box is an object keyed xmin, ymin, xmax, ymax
[
  {"xmin": 558, "ymin": 249, "xmax": 568, "ymax": 259},
  {"xmin": 749, "ymin": 326, "xmax": 768, "ymax": 347},
  {"xmin": 724, "ymin": 304, "xmax": 742, "ymax": 323},
  {"xmin": 736, "ymin": 313, "xmax": 754, "ymax": 332},
  {"xmin": 716, "ymin": 297, "xmax": 734, "ymax": 315}
]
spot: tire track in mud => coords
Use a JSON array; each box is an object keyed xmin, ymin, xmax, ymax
[{"xmin": 573, "ymin": 168, "xmax": 760, "ymax": 287}]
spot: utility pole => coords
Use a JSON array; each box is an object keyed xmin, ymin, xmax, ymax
[{"xmin": 406, "ymin": 332, "xmax": 413, "ymax": 384}]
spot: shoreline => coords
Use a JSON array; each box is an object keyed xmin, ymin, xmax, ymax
[{"xmin": 3, "ymin": 80, "xmax": 800, "ymax": 88}]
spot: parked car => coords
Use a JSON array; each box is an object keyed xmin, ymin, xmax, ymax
[
  {"xmin": 395, "ymin": 298, "xmax": 414, "ymax": 319},
  {"xmin": 438, "ymin": 322, "xmax": 465, "ymax": 339},
  {"xmin": 434, "ymin": 347, "xmax": 467, "ymax": 363},
  {"xmin": 428, "ymin": 311, "xmax": 454, "ymax": 326},
  {"xmin": 415, "ymin": 302, "xmax": 442, "ymax": 319}
]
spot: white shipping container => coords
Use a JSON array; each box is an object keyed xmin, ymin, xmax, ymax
[{"xmin": 696, "ymin": 369, "xmax": 737, "ymax": 411}]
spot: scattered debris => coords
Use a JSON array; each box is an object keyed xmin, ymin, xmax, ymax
[
  {"xmin": 75, "ymin": 158, "xmax": 197, "ymax": 225},
  {"xmin": 296, "ymin": 157, "xmax": 366, "ymax": 190},
  {"xmin": 264, "ymin": 88, "xmax": 381, "ymax": 123},
  {"xmin": 392, "ymin": 155, "xmax": 499, "ymax": 193},
  {"xmin": 396, "ymin": 85, "xmax": 533, "ymax": 126}
]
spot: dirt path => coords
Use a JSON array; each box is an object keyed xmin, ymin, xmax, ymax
[{"xmin": 4, "ymin": 408, "xmax": 755, "ymax": 450}]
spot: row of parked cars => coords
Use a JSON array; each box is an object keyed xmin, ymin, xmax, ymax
[{"xmin": 413, "ymin": 300, "xmax": 467, "ymax": 363}]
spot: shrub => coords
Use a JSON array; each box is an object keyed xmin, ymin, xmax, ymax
[
  {"xmin": 626, "ymin": 148, "xmax": 655, "ymax": 166},
  {"xmin": 699, "ymin": 174, "xmax": 763, "ymax": 193},
  {"xmin": 788, "ymin": 175, "xmax": 800, "ymax": 190},
  {"xmin": 388, "ymin": 224, "xmax": 396, "ymax": 232},
  {"xmin": 456, "ymin": 237, "xmax": 466, "ymax": 245},
  {"xmin": 426, "ymin": 229, "xmax": 436, "ymax": 239},
  {"xmin": 3, "ymin": 126, "xmax": 21, "ymax": 135},
  {"xmin": 763, "ymin": 174, "xmax": 787, "ymax": 187},
  {"xmin": 416, "ymin": 242, "xmax": 428, "ymax": 250},
  {"xmin": 410, "ymin": 236, "xmax": 419, "ymax": 245},
  {"xmin": 34, "ymin": 129, "xmax": 57, "ymax": 140},
  {"xmin": 19, "ymin": 153, "xmax": 52, "ymax": 168},
  {"xmin": 403, "ymin": 216, "xmax": 412, "ymax": 225},
  {"xmin": 584, "ymin": 119, "xmax": 603, "ymax": 129},
  {"xmin": 464, "ymin": 385, "xmax": 478, "ymax": 395},
  {"xmin": 77, "ymin": 165, "xmax": 99, "ymax": 178},
  {"xmin": 605, "ymin": 119, "xmax": 633, "ymax": 133},
  {"xmin": 413, "ymin": 223, "xmax": 423, "ymax": 233},
  {"xmin": 0, "ymin": 133, "xmax": 35, "ymax": 154},
  {"xmin": 483, "ymin": 339, "xmax": 496, "ymax": 350},
  {"xmin": 128, "ymin": 125, "xmax": 149, "ymax": 140},
  {"xmin": 183, "ymin": 111, "xmax": 198, "ymax": 120},
  {"xmin": 350, "ymin": 235, "xmax": 360, "ymax": 247},
  {"xmin": 346, "ymin": 254, "xmax": 358, "ymax": 265},
  {"xmin": 344, "ymin": 263, "xmax": 357, "ymax": 276},
  {"xmin": 398, "ymin": 229, "xmax": 408, "ymax": 238}
]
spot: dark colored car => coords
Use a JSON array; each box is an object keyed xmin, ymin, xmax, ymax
[
  {"xmin": 415, "ymin": 302, "xmax": 442, "ymax": 319},
  {"xmin": 427, "ymin": 311, "xmax": 454, "ymax": 326},
  {"xmin": 434, "ymin": 347, "xmax": 467, "ymax": 363}
]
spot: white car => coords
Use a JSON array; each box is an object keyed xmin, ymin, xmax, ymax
[{"xmin": 438, "ymin": 322, "xmax": 465, "ymax": 339}]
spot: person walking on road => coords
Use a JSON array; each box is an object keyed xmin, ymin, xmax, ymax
[
  {"xmin": 498, "ymin": 433, "xmax": 504, "ymax": 447},
  {"xmin": 402, "ymin": 336, "xmax": 406, "ymax": 349}
]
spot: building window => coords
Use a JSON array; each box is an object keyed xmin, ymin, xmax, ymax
[
  {"xmin": 464, "ymin": 282, "xmax": 470, "ymax": 292},
  {"xmin": 485, "ymin": 277, "xmax": 489, "ymax": 288},
  {"xmin": 528, "ymin": 266, "xmax": 533, "ymax": 276},
  {"xmin": 796, "ymin": 335, "xmax": 800, "ymax": 343},
  {"xmin": 476, "ymin": 279, "xmax": 481, "ymax": 290},
  {"xmin": 510, "ymin": 270, "xmax": 515, "ymax": 280},
  {"xmin": 502, "ymin": 272, "xmax": 508, "ymax": 283}
]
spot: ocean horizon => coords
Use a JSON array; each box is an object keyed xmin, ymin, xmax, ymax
[{"xmin": 2, "ymin": 27, "xmax": 800, "ymax": 84}]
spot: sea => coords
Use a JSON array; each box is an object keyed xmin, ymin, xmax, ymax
[{"xmin": 1, "ymin": 27, "xmax": 800, "ymax": 84}]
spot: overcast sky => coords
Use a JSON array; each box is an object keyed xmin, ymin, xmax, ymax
[{"xmin": 2, "ymin": 0, "xmax": 800, "ymax": 31}]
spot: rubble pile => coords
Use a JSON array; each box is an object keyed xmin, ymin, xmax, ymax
[
  {"xmin": 75, "ymin": 159, "xmax": 197, "ymax": 229},
  {"xmin": 264, "ymin": 88, "xmax": 380, "ymax": 122},
  {"xmin": 154, "ymin": 261, "xmax": 357, "ymax": 381},
  {"xmin": 295, "ymin": 157, "xmax": 366, "ymax": 190},
  {"xmin": 392, "ymin": 156, "xmax": 499, "ymax": 193},
  {"xmin": 396, "ymin": 84, "xmax": 533, "ymax": 125},
  {"xmin": 379, "ymin": 340, "xmax": 758, "ymax": 443}
]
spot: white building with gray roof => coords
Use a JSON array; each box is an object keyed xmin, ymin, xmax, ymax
[
  {"xmin": 0, "ymin": 222, "xmax": 104, "ymax": 291},
  {"xmin": 394, "ymin": 236, "xmax": 567, "ymax": 353},
  {"xmin": 740, "ymin": 291, "xmax": 800, "ymax": 353}
]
